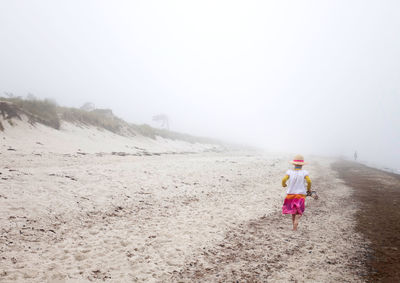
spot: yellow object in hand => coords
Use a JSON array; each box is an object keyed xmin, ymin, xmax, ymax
[{"xmin": 282, "ymin": 175, "xmax": 289, "ymax": 187}]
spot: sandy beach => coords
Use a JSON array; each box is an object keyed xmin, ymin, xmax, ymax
[
  {"xmin": 2, "ymin": 1, "xmax": 399, "ymax": 281},
  {"xmin": 332, "ymin": 161, "xmax": 400, "ymax": 282},
  {"xmin": 0, "ymin": 121, "xmax": 368, "ymax": 282}
]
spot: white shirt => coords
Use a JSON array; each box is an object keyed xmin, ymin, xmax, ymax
[{"xmin": 286, "ymin": 169, "xmax": 309, "ymax": 195}]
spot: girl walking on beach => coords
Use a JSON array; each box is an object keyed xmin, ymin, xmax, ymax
[{"xmin": 282, "ymin": 154, "xmax": 312, "ymax": 231}]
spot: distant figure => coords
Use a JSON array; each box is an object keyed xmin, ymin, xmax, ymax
[
  {"xmin": 152, "ymin": 114, "xmax": 169, "ymax": 130},
  {"xmin": 281, "ymin": 154, "xmax": 312, "ymax": 231},
  {"xmin": 354, "ymin": 151, "xmax": 358, "ymax": 161}
]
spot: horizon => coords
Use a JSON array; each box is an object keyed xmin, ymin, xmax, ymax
[{"xmin": 1, "ymin": 1, "xmax": 399, "ymax": 169}]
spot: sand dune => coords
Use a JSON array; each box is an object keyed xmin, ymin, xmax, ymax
[
  {"xmin": 0, "ymin": 116, "xmax": 222, "ymax": 156},
  {"xmin": 0, "ymin": 121, "xmax": 366, "ymax": 282}
]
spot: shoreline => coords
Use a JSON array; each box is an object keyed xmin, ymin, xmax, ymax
[
  {"xmin": 332, "ymin": 160, "xmax": 400, "ymax": 282},
  {"xmin": 350, "ymin": 159, "xmax": 400, "ymax": 176}
]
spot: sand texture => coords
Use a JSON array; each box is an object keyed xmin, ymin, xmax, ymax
[
  {"xmin": 0, "ymin": 152, "xmax": 366, "ymax": 282},
  {"xmin": 0, "ymin": 121, "xmax": 366, "ymax": 282},
  {"xmin": 332, "ymin": 161, "xmax": 400, "ymax": 282}
]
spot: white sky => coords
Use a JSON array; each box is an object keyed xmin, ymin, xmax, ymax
[{"xmin": 0, "ymin": 1, "xmax": 399, "ymax": 168}]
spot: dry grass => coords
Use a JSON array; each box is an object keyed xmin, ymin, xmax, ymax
[
  {"xmin": 0, "ymin": 96, "xmax": 221, "ymax": 145},
  {"xmin": 0, "ymin": 96, "xmax": 60, "ymax": 129},
  {"xmin": 58, "ymin": 107, "xmax": 125, "ymax": 134}
]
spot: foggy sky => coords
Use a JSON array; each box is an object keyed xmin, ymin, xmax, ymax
[{"xmin": 0, "ymin": 1, "xmax": 399, "ymax": 169}]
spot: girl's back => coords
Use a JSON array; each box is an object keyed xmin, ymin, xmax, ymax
[{"xmin": 285, "ymin": 169, "xmax": 309, "ymax": 195}]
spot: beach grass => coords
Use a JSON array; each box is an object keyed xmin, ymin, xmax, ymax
[{"xmin": 0, "ymin": 95, "xmax": 220, "ymax": 145}]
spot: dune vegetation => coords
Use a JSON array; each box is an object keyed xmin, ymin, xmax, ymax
[{"xmin": 0, "ymin": 95, "xmax": 221, "ymax": 145}]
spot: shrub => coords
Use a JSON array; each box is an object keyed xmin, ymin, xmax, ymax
[
  {"xmin": 0, "ymin": 95, "xmax": 221, "ymax": 145},
  {"xmin": 58, "ymin": 107, "xmax": 123, "ymax": 134},
  {"xmin": 0, "ymin": 96, "xmax": 60, "ymax": 129},
  {"xmin": 129, "ymin": 124, "xmax": 156, "ymax": 139}
]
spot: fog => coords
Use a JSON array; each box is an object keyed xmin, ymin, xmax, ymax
[{"xmin": 1, "ymin": 1, "xmax": 399, "ymax": 169}]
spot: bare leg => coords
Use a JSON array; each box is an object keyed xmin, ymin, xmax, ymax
[
  {"xmin": 293, "ymin": 214, "xmax": 302, "ymax": 231},
  {"xmin": 291, "ymin": 214, "xmax": 296, "ymax": 228}
]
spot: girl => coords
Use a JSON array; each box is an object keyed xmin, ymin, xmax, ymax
[{"xmin": 282, "ymin": 154, "xmax": 312, "ymax": 231}]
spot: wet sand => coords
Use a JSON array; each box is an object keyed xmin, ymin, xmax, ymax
[{"xmin": 332, "ymin": 160, "xmax": 400, "ymax": 282}]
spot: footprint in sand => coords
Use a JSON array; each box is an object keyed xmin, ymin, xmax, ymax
[{"xmin": 73, "ymin": 253, "xmax": 87, "ymax": 261}]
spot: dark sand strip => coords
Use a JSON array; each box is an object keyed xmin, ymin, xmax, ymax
[
  {"xmin": 170, "ymin": 163, "xmax": 365, "ymax": 282},
  {"xmin": 332, "ymin": 160, "xmax": 400, "ymax": 282}
]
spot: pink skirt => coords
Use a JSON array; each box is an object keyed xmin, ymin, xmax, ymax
[{"xmin": 282, "ymin": 194, "xmax": 306, "ymax": 215}]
